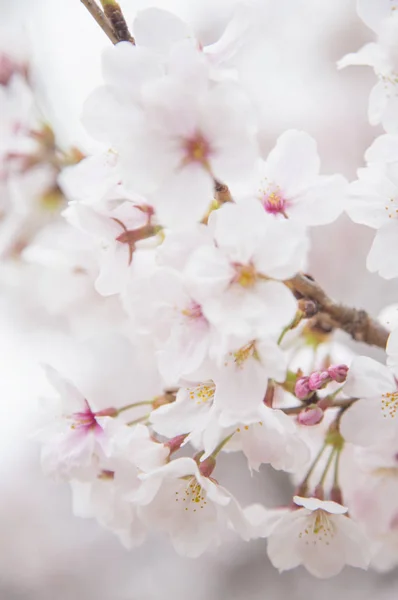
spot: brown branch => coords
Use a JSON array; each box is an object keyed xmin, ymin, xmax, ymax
[
  {"xmin": 100, "ymin": 0, "xmax": 135, "ymax": 43},
  {"xmin": 80, "ymin": 0, "xmax": 119, "ymax": 44},
  {"xmin": 286, "ymin": 273, "xmax": 389, "ymax": 349},
  {"xmin": 282, "ymin": 398, "xmax": 355, "ymax": 415}
]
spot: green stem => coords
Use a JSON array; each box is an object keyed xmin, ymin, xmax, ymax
[
  {"xmin": 300, "ymin": 443, "xmax": 327, "ymax": 488},
  {"xmin": 333, "ymin": 448, "xmax": 342, "ymax": 486},
  {"xmin": 212, "ymin": 432, "xmax": 235, "ymax": 457},
  {"xmin": 116, "ymin": 401, "xmax": 153, "ymax": 416},
  {"xmin": 127, "ymin": 413, "xmax": 151, "ymax": 426},
  {"xmin": 319, "ymin": 447, "xmax": 336, "ymax": 488}
]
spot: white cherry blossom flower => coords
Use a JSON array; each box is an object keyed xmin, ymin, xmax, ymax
[
  {"xmin": 346, "ymin": 161, "xmax": 398, "ymax": 278},
  {"xmin": 185, "ymin": 200, "xmax": 306, "ymax": 340},
  {"xmin": 338, "ymin": 0, "xmax": 398, "ymax": 132},
  {"xmin": 340, "ymin": 354, "xmax": 398, "ymax": 446},
  {"xmin": 35, "ymin": 335, "xmax": 163, "ymax": 480},
  {"xmin": 83, "ymin": 40, "xmax": 258, "ymax": 228},
  {"xmin": 64, "ymin": 200, "xmax": 158, "ymax": 295},
  {"xmin": 70, "ymin": 422, "xmax": 169, "ymax": 548},
  {"xmin": 132, "ymin": 457, "xmax": 251, "ymax": 557},
  {"xmin": 266, "ymin": 496, "xmax": 370, "ymax": 578},
  {"xmin": 233, "ymin": 130, "xmax": 347, "ymax": 225}
]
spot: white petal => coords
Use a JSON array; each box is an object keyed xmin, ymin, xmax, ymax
[
  {"xmin": 368, "ymin": 81, "xmax": 388, "ymax": 126},
  {"xmin": 365, "ymin": 134, "xmax": 398, "ymax": 163},
  {"xmin": 357, "ymin": 0, "xmax": 396, "ymax": 33},
  {"xmin": 150, "ymin": 164, "xmax": 214, "ymax": 228},
  {"xmin": 340, "ymin": 398, "xmax": 397, "ymax": 446},
  {"xmin": 293, "ymin": 496, "xmax": 348, "ymax": 514},
  {"xmin": 264, "ymin": 130, "xmax": 320, "ymax": 196},
  {"xmin": 133, "ymin": 8, "xmax": 191, "ymax": 53},
  {"xmin": 287, "ymin": 175, "xmax": 347, "ymax": 226},
  {"xmin": 367, "ymin": 221, "xmax": 398, "ymax": 279},
  {"xmin": 344, "ymin": 355, "xmax": 396, "ymax": 397}
]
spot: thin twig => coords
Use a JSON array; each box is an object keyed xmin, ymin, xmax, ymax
[
  {"xmin": 282, "ymin": 398, "xmax": 356, "ymax": 415},
  {"xmin": 286, "ymin": 273, "xmax": 389, "ymax": 349},
  {"xmin": 80, "ymin": 0, "xmax": 119, "ymax": 44},
  {"xmin": 100, "ymin": 0, "xmax": 135, "ymax": 43}
]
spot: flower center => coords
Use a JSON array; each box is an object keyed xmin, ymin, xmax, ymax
[
  {"xmin": 384, "ymin": 197, "xmax": 398, "ymax": 219},
  {"xmin": 70, "ymin": 400, "xmax": 100, "ymax": 432},
  {"xmin": 232, "ymin": 262, "xmax": 258, "ymax": 288},
  {"xmin": 233, "ymin": 340, "xmax": 258, "ymax": 368},
  {"xmin": 182, "ymin": 132, "xmax": 211, "ymax": 168},
  {"xmin": 188, "ymin": 382, "xmax": 215, "ymax": 405},
  {"xmin": 182, "ymin": 301, "xmax": 205, "ymax": 321},
  {"xmin": 381, "ymin": 391, "xmax": 398, "ymax": 418},
  {"xmin": 175, "ymin": 477, "xmax": 208, "ymax": 512},
  {"xmin": 298, "ymin": 509, "xmax": 336, "ymax": 546},
  {"xmin": 259, "ymin": 182, "xmax": 288, "ymax": 217}
]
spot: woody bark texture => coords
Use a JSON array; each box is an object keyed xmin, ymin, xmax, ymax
[{"xmin": 287, "ymin": 273, "xmax": 389, "ymax": 349}]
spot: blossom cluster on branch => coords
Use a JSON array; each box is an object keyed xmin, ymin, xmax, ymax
[{"xmin": 3, "ymin": 0, "xmax": 398, "ymax": 579}]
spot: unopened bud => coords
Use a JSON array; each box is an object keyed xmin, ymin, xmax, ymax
[
  {"xmin": 308, "ymin": 370, "xmax": 331, "ymax": 391},
  {"xmin": 295, "ymin": 376, "xmax": 313, "ymax": 400},
  {"xmin": 297, "ymin": 404, "xmax": 324, "ymax": 426},
  {"xmin": 327, "ymin": 364, "xmax": 349, "ymax": 383}
]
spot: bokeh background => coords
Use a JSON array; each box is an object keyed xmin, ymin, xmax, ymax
[{"xmin": 1, "ymin": 0, "xmax": 398, "ymax": 598}]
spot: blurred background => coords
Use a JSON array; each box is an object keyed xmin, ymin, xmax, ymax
[{"xmin": 1, "ymin": 0, "xmax": 398, "ymax": 598}]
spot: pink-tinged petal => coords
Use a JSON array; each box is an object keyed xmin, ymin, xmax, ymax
[
  {"xmin": 133, "ymin": 8, "xmax": 191, "ymax": 53},
  {"xmin": 293, "ymin": 496, "xmax": 348, "ymax": 514},
  {"xmin": 340, "ymin": 398, "xmax": 397, "ymax": 446},
  {"xmin": 42, "ymin": 365, "xmax": 86, "ymax": 412},
  {"xmin": 102, "ymin": 43, "xmax": 163, "ymax": 101},
  {"xmin": 264, "ymin": 130, "xmax": 320, "ymax": 197},
  {"xmin": 344, "ymin": 355, "xmax": 396, "ymax": 397},
  {"xmin": 367, "ymin": 221, "xmax": 398, "ymax": 279},
  {"xmin": 287, "ymin": 174, "xmax": 347, "ymax": 226},
  {"xmin": 150, "ymin": 164, "xmax": 214, "ymax": 228}
]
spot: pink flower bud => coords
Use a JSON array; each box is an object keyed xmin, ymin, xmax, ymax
[
  {"xmin": 295, "ymin": 376, "xmax": 313, "ymax": 400},
  {"xmin": 308, "ymin": 370, "xmax": 331, "ymax": 391},
  {"xmin": 297, "ymin": 404, "xmax": 324, "ymax": 426},
  {"xmin": 327, "ymin": 364, "xmax": 349, "ymax": 383}
]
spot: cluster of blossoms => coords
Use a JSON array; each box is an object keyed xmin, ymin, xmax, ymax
[{"xmin": 3, "ymin": 0, "xmax": 398, "ymax": 580}]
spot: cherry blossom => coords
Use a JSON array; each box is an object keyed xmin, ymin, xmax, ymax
[
  {"xmin": 346, "ymin": 160, "xmax": 398, "ymax": 279},
  {"xmin": 233, "ymin": 130, "xmax": 347, "ymax": 225},
  {"xmin": 185, "ymin": 200, "xmax": 306, "ymax": 340},
  {"xmin": 338, "ymin": 0, "xmax": 398, "ymax": 132},
  {"xmin": 266, "ymin": 496, "xmax": 370, "ymax": 578},
  {"xmin": 132, "ymin": 457, "xmax": 251, "ymax": 557},
  {"xmin": 340, "ymin": 353, "xmax": 398, "ymax": 447}
]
